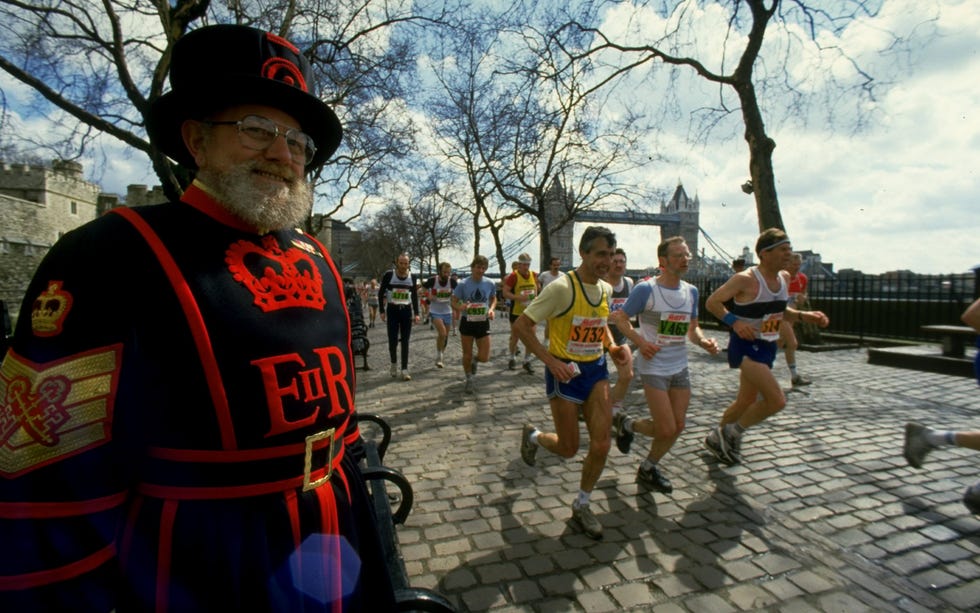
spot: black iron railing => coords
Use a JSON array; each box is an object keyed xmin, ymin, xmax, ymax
[{"xmin": 688, "ymin": 271, "xmax": 978, "ymax": 344}]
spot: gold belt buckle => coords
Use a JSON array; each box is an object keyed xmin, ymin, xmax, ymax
[{"xmin": 302, "ymin": 428, "xmax": 336, "ymax": 492}]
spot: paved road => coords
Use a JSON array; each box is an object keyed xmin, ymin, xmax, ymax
[{"xmin": 354, "ymin": 316, "xmax": 980, "ymax": 611}]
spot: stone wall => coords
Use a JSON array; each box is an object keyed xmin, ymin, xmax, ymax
[{"xmin": 0, "ymin": 161, "xmax": 105, "ymax": 321}]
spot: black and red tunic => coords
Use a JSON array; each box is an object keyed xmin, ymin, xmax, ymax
[{"xmin": 0, "ymin": 183, "xmax": 394, "ymax": 612}]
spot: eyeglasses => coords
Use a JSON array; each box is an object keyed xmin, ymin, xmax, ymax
[{"xmin": 202, "ymin": 115, "xmax": 317, "ymax": 165}]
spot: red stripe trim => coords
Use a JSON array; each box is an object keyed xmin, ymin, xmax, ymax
[
  {"xmin": 308, "ymin": 233, "xmax": 356, "ymax": 376},
  {"xmin": 146, "ymin": 416, "xmax": 348, "ymax": 463},
  {"xmin": 137, "ymin": 453, "xmax": 344, "ymax": 500},
  {"xmin": 156, "ymin": 501, "xmax": 177, "ymax": 613},
  {"xmin": 148, "ymin": 440, "xmax": 325, "ymax": 462},
  {"xmin": 285, "ymin": 490, "xmax": 301, "ymax": 586},
  {"xmin": 111, "ymin": 207, "xmax": 237, "ymax": 449},
  {"xmin": 314, "ymin": 485, "xmax": 343, "ymax": 613},
  {"xmin": 119, "ymin": 495, "xmax": 143, "ymax": 566},
  {"xmin": 0, "ymin": 544, "xmax": 115, "ymax": 590},
  {"xmin": 0, "ymin": 492, "xmax": 126, "ymax": 519},
  {"xmin": 181, "ymin": 182, "xmax": 255, "ymax": 232}
]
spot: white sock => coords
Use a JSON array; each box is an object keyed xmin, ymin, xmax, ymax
[
  {"xmin": 574, "ymin": 490, "xmax": 591, "ymax": 507},
  {"xmin": 529, "ymin": 430, "xmax": 541, "ymax": 445},
  {"xmin": 925, "ymin": 429, "xmax": 957, "ymax": 447}
]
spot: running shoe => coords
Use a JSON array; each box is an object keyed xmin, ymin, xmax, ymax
[
  {"xmin": 636, "ymin": 464, "xmax": 673, "ymax": 494},
  {"xmin": 571, "ymin": 503, "xmax": 603, "ymax": 540},
  {"xmin": 791, "ymin": 374, "xmax": 812, "ymax": 386},
  {"xmin": 389, "ymin": 363, "xmax": 398, "ymax": 378},
  {"xmin": 436, "ymin": 356, "xmax": 444, "ymax": 368},
  {"xmin": 704, "ymin": 427, "xmax": 736, "ymax": 466},
  {"xmin": 508, "ymin": 358, "xmax": 517, "ymax": 370},
  {"xmin": 964, "ymin": 483, "xmax": 980, "ymax": 514},
  {"xmin": 721, "ymin": 424, "xmax": 742, "ymax": 465},
  {"xmin": 522, "ymin": 361, "xmax": 534, "ymax": 374},
  {"xmin": 520, "ymin": 423, "xmax": 537, "ymax": 466},
  {"xmin": 612, "ymin": 412, "xmax": 634, "ymax": 454},
  {"xmin": 401, "ymin": 370, "xmax": 412, "ymax": 381},
  {"xmin": 904, "ymin": 422, "xmax": 935, "ymax": 469},
  {"xmin": 464, "ymin": 378, "xmax": 474, "ymax": 394}
]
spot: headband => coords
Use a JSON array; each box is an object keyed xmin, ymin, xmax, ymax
[{"xmin": 760, "ymin": 238, "xmax": 790, "ymax": 252}]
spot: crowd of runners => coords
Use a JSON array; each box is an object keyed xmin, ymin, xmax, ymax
[{"xmin": 356, "ymin": 225, "xmax": 851, "ymax": 539}]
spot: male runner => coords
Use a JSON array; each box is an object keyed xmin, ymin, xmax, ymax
[
  {"xmin": 779, "ymin": 252, "xmax": 812, "ymax": 386},
  {"xmin": 378, "ymin": 253, "xmax": 420, "ymax": 380},
  {"xmin": 452, "ymin": 255, "xmax": 497, "ymax": 394},
  {"xmin": 504, "ymin": 253, "xmax": 540, "ymax": 373},
  {"xmin": 538, "ymin": 257, "xmax": 564, "ymax": 341},
  {"xmin": 422, "ymin": 262, "xmax": 457, "ymax": 368},
  {"xmin": 539, "ymin": 257, "xmax": 564, "ymax": 289},
  {"xmin": 903, "ymin": 297, "xmax": 980, "ymax": 514},
  {"xmin": 604, "ymin": 248, "xmax": 635, "ymax": 417},
  {"xmin": 514, "ymin": 226, "xmax": 630, "ymax": 539},
  {"xmin": 703, "ymin": 228, "xmax": 830, "ymax": 466},
  {"xmin": 610, "ymin": 237, "xmax": 720, "ymax": 492}
]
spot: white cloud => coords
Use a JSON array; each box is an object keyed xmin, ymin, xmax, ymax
[{"xmin": 567, "ymin": 0, "xmax": 979, "ymax": 275}]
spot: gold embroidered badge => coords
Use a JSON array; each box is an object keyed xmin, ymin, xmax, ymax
[
  {"xmin": 0, "ymin": 345, "xmax": 120, "ymax": 478},
  {"xmin": 32, "ymin": 280, "xmax": 73, "ymax": 337}
]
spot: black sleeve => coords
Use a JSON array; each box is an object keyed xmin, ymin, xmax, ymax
[{"xmin": 377, "ymin": 271, "xmax": 392, "ymax": 310}]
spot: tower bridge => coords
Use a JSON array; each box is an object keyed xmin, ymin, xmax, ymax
[{"xmin": 543, "ymin": 181, "xmax": 700, "ymax": 267}]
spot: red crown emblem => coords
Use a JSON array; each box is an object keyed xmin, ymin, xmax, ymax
[{"xmin": 226, "ymin": 236, "xmax": 326, "ymax": 312}]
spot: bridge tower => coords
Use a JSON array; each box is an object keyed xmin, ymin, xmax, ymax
[
  {"xmin": 540, "ymin": 179, "xmax": 701, "ymax": 269},
  {"xmin": 659, "ymin": 183, "xmax": 700, "ymax": 261},
  {"xmin": 542, "ymin": 178, "xmax": 574, "ymax": 267}
]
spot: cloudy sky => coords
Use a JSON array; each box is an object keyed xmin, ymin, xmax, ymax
[
  {"xmin": 6, "ymin": 0, "xmax": 975, "ymax": 276},
  {"xmin": 556, "ymin": 0, "xmax": 979, "ymax": 275}
]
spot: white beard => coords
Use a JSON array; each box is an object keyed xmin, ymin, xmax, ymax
[{"xmin": 199, "ymin": 161, "xmax": 313, "ymax": 231}]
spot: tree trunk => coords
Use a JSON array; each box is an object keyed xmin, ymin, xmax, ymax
[{"xmin": 737, "ymin": 80, "xmax": 784, "ymax": 232}]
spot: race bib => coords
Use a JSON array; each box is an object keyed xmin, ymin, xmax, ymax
[
  {"xmin": 390, "ymin": 288, "xmax": 411, "ymax": 305},
  {"xmin": 465, "ymin": 303, "xmax": 488, "ymax": 322},
  {"xmin": 609, "ymin": 297, "xmax": 627, "ymax": 312},
  {"xmin": 433, "ymin": 289, "xmax": 452, "ymax": 303},
  {"xmin": 566, "ymin": 315, "xmax": 606, "ymax": 356},
  {"xmin": 657, "ymin": 312, "xmax": 691, "ymax": 346},
  {"xmin": 520, "ymin": 289, "xmax": 536, "ymax": 301},
  {"xmin": 758, "ymin": 312, "xmax": 782, "ymax": 341}
]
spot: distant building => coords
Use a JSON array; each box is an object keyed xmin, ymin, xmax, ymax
[{"xmin": 0, "ymin": 159, "xmax": 166, "ymax": 319}]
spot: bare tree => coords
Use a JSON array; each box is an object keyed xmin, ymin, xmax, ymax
[
  {"xmin": 405, "ymin": 180, "xmax": 469, "ymax": 273},
  {"xmin": 425, "ymin": 19, "xmax": 525, "ymax": 276},
  {"xmin": 549, "ymin": 0, "xmax": 924, "ymax": 232},
  {"xmin": 0, "ymin": 0, "xmax": 445, "ymax": 217},
  {"xmin": 471, "ymin": 18, "xmax": 657, "ymax": 264}
]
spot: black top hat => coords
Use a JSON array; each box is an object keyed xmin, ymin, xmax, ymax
[{"xmin": 146, "ymin": 24, "xmax": 342, "ymax": 171}]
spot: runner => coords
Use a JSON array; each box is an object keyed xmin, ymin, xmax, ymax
[
  {"xmin": 538, "ymin": 257, "xmax": 564, "ymax": 342},
  {"xmin": 515, "ymin": 226, "xmax": 631, "ymax": 539},
  {"xmin": 422, "ymin": 262, "xmax": 457, "ymax": 368},
  {"xmin": 610, "ymin": 237, "xmax": 720, "ymax": 493},
  {"xmin": 366, "ymin": 278, "xmax": 380, "ymax": 327},
  {"xmin": 703, "ymin": 228, "xmax": 830, "ymax": 466},
  {"xmin": 604, "ymin": 248, "xmax": 635, "ymax": 417},
  {"xmin": 378, "ymin": 253, "xmax": 420, "ymax": 381},
  {"xmin": 779, "ymin": 252, "xmax": 812, "ymax": 386},
  {"xmin": 503, "ymin": 253, "xmax": 540, "ymax": 373},
  {"xmin": 452, "ymin": 255, "xmax": 497, "ymax": 394}
]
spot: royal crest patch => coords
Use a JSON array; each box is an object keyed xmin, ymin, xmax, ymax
[
  {"xmin": 0, "ymin": 345, "xmax": 121, "ymax": 478},
  {"xmin": 31, "ymin": 280, "xmax": 73, "ymax": 337},
  {"xmin": 226, "ymin": 236, "xmax": 326, "ymax": 312}
]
